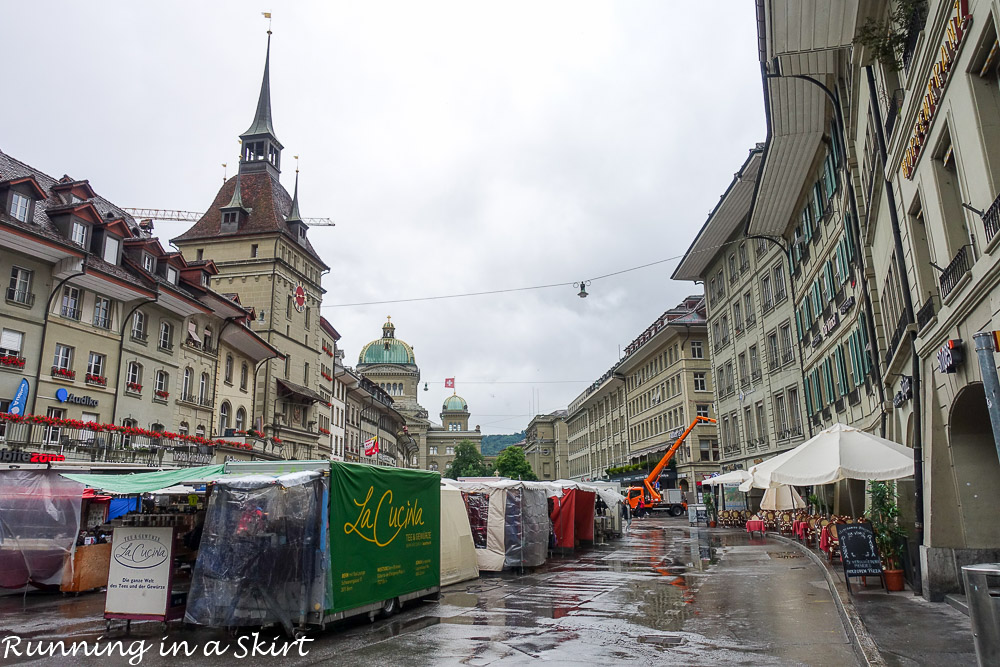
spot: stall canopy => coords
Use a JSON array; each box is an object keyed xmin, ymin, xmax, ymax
[
  {"xmin": 739, "ymin": 423, "xmax": 915, "ymax": 491},
  {"xmin": 701, "ymin": 470, "xmax": 751, "ymax": 486},
  {"xmin": 440, "ymin": 481, "xmax": 479, "ymax": 586},
  {"xmin": 759, "ymin": 485, "xmax": 807, "ymax": 511},
  {"xmin": 61, "ymin": 464, "xmax": 226, "ymax": 494}
]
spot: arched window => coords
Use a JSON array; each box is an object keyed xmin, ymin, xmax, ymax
[
  {"xmin": 159, "ymin": 321, "xmax": 173, "ymax": 350},
  {"xmin": 219, "ymin": 402, "xmax": 231, "ymax": 433},
  {"xmin": 240, "ymin": 362, "xmax": 249, "ymax": 390},
  {"xmin": 155, "ymin": 370, "xmax": 169, "ymax": 397},
  {"xmin": 203, "ymin": 327, "xmax": 213, "ymax": 352},
  {"xmin": 179, "ymin": 421, "xmax": 189, "ymax": 436},
  {"xmin": 235, "ymin": 407, "xmax": 246, "ymax": 431},
  {"xmin": 225, "ymin": 354, "xmax": 233, "ymax": 383},
  {"xmin": 199, "ymin": 373, "xmax": 209, "ymax": 403},
  {"xmin": 182, "ymin": 367, "xmax": 192, "ymax": 399},
  {"xmin": 122, "ymin": 418, "xmax": 137, "ymax": 448},
  {"xmin": 195, "ymin": 425, "xmax": 205, "ymax": 439},
  {"xmin": 126, "ymin": 362, "xmax": 142, "ymax": 391}
]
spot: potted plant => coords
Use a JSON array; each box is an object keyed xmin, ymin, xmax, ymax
[
  {"xmin": 868, "ymin": 480, "xmax": 907, "ymax": 591},
  {"xmin": 703, "ymin": 492, "xmax": 717, "ymax": 528}
]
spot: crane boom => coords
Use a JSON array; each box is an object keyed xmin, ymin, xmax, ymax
[
  {"xmin": 123, "ymin": 208, "xmax": 336, "ymax": 226},
  {"xmin": 626, "ymin": 415, "xmax": 716, "ymax": 511}
]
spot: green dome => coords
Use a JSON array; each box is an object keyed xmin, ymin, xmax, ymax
[
  {"xmin": 359, "ymin": 339, "xmax": 415, "ymax": 365},
  {"xmin": 443, "ymin": 394, "xmax": 468, "ymax": 411}
]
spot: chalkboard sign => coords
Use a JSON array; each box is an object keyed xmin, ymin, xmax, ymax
[
  {"xmin": 696, "ymin": 508, "xmax": 708, "ymax": 525},
  {"xmin": 838, "ymin": 523, "xmax": 883, "ymax": 578}
]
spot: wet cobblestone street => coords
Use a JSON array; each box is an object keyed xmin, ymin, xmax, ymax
[{"xmin": 0, "ymin": 516, "xmax": 856, "ymax": 666}]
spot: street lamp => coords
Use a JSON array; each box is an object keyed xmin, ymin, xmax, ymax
[{"xmin": 574, "ymin": 280, "xmax": 591, "ymax": 298}]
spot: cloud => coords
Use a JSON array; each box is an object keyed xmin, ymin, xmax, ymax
[{"xmin": 1, "ymin": 0, "xmax": 764, "ymax": 433}]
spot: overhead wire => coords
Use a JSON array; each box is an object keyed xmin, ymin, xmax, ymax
[{"xmin": 321, "ymin": 237, "xmax": 744, "ymax": 308}]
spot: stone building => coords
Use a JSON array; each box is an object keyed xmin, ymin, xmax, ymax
[
  {"xmin": 616, "ymin": 297, "xmax": 719, "ymax": 493},
  {"xmin": 566, "ymin": 366, "xmax": 627, "ymax": 481},
  {"xmin": 674, "ymin": 147, "xmax": 809, "ymax": 475},
  {"xmin": 355, "ymin": 317, "xmax": 480, "ymax": 472},
  {"xmin": 524, "ymin": 410, "xmax": 568, "ymax": 480}
]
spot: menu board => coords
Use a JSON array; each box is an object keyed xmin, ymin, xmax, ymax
[
  {"xmin": 105, "ymin": 527, "xmax": 174, "ymax": 617},
  {"xmin": 838, "ymin": 523, "xmax": 884, "ymax": 578}
]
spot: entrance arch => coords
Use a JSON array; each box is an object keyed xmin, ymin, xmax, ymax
[
  {"xmin": 678, "ymin": 479, "xmax": 690, "ymax": 494},
  {"xmin": 949, "ymin": 383, "xmax": 1000, "ymax": 547}
]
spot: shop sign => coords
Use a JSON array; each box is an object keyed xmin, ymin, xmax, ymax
[
  {"xmin": 937, "ymin": 339, "xmax": 965, "ymax": 373},
  {"xmin": 811, "ymin": 333, "xmax": 824, "ymax": 348},
  {"xmin": 892, "ymin": 375, "xmax": 913, "ymax": 408},
  {"xmin": 9, "ymin": 379, "xmax": 29, "ymax": 416},
  {"xmin": 105, "ymin": 527, "xmax": 173, "ymax": 617},
  {"xmin": 822, "ymin": 313, "xmax": 840, "ymax": 337},
  {"xmin": 901, "ymin": 0, "xmax": 972, "ymax": 179},
  {"xmin": 0, "ymin": 448, "xmax": 66, "ymax": 464},
  {"xmin": 173, "ymin": 450, "xmax": 213, "ymax": 465},
  {"xmin": 839, "ymin": 296, "xmax": 856, "ymax": 316},
  {"xmin": 55, "ymin": 387, "xmax": 98, "ymax": 407}
]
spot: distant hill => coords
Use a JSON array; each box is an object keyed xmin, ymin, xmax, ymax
[{"xmin": 481, "ymin": 432, "xmax": 526, "ymax": 456}]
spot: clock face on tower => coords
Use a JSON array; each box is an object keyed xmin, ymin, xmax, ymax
[{"xmin": 293, "ymin": 285, "xmax": 306, "ymax": 312}]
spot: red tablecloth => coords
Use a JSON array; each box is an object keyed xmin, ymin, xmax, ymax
[
  {"xmin": 746, "ymin": 519, "xmax": 766, "ymax": 535},
  {"xmin": 794, "ymin": 521, "xmax": 810, "ymax": 540},
  {"xmin": 819, "ymin": 526, "xmax": 830, "ymax": 551}
]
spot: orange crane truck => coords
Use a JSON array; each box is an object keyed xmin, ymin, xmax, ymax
[{"xmin": 625, "ymin": 415, "xmax": 717, "ymax": 516}]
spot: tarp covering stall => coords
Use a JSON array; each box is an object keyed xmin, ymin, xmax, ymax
[
  {"xmin": 549, "ymin": 485, "xmax": 595, "ymax": 549},
  {"xmin": 452, "ymin": 480, "xmax": 553, "ymax": 572},
  {"xmin": 440, "ymin": 481, "xmax": 479, "ymax": 586},
  {"xmin": 0, "ymin": 470, "xmax": 84, "ymax": 589},
  {"xmin": 61, "ymin": 464, "xmax": 226, "ymax": 494}
]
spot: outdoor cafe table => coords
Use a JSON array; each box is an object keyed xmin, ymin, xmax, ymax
[
  {"xmin": 792, "ymin": 520, "xmax": 807, "ymax": 539},
  {"xmin": 819, "ymin": 525, "xmax": 831, "ymax": 552},
  {"xmin": 746, "ymin": 519, "xmax": 766, "ymax": 537}
]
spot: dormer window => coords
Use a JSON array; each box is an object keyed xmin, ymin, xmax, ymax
[
  {"xmin": 142, "ymin": 253, "xmax": 156, "ymax": 273},
  {"xmin": 70, "ymin": 221, "xmax": 89, "ymax": 247},
  {"xmin": 166, "ymin": 266, "xmax": 178, "ymax": 284},
  {"xmin": 103, "ymin": 235, "xmax": 121, "ymax": 264},
  {"xmin": 201, "ymin": 272, "xmax": 209, "ymax": 286},
  {"xmin": 10, "ymin": 193, "xmax": 30, "ymax": 222}
]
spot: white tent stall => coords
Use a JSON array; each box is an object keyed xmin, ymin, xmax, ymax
[{"xmin": 440, "ymin": 481, "xmax": 479, "ymax": 586}]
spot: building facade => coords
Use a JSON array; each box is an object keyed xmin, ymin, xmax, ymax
[
  {"xmin": 674, "ymin": 147, "xmax": 809, "ymax": 476},
  {"xmin": 566, "ymin": 367, "xmax": 628, "ymax": 481},
  {"xmin": 524, "ymin": 410, "xmax": 568, "ymax": 481}
]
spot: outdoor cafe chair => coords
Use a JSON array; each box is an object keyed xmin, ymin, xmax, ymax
[
  {"xmin": 827, "ymin": 523, "xmax": 841, "ymax": 562},
  {"xmin": 779, "ymin": 512, "xmax": 793, "ymax": 535}
]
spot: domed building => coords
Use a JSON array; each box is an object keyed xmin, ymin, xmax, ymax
[{"xmin": 357, "ymin": 318, "xmax": 482, "ymax": 472}]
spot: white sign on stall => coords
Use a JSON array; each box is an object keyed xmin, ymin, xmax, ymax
[{"xmin": 105, "ymin": 527, "xmax": 174, "ymax": 617}]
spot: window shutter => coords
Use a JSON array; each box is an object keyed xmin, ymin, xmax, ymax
[{"xmin": 1, "ymin": 329, "xmax": 23, "ymax": 352}]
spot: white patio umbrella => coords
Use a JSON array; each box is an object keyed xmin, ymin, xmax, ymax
[
  {"xmin": 739, "ymin": 423, "xmax": 915, "ymax": 492},
  {"xmin": 759, "ymin": 485, "xmax": 806, "ymax": 511},
  {"xmin": 700, "ymin": 470, "xmax": 751, "ymax": 486}
]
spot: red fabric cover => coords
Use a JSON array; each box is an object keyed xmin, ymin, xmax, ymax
[
  {"xmin": 573, "ymin": 490, "xmax": 596, "ymax": 543},
  {"xmin": 550, "ymin": 491, "xmax": 575, "ymax": 548}
]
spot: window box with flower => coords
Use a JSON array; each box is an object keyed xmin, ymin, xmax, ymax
[
  {"xmin": 0, "ymin": 355, "xmax": 26, "ymax": 370},
  {"xmin": 51, "ymin": 366, "xmax": 75, "ymax": 380},
  {"xmin": 85, "ymin": 373, "xmax": 107, "ymax": 386},
  {"xmin": 154, "ymin": 389, "xmax": 169, "ymax": 399},
  {"xmin": 126, "ymin": 382, "xmax": 143, "ymax": 394}
]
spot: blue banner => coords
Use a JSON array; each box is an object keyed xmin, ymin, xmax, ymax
[{"xmin": 9, "ymin": 379, "xmax": 29, "ymax": 416}]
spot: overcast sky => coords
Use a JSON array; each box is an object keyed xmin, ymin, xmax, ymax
[{"xmin": 2, "ymin": 1, "xmax": 764, "ymax": 434}]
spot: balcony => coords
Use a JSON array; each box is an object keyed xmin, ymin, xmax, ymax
[
  {"xmin": 983, "ymin": 190, "xmax": 1000, "ymax": 246},
  {"xmin": 884, "ymin": 311, "xmax": 909, "ymax": 366},
  {"xmin": 901, "ymin": 8, "xmax": 927, "ymax": 73},
  {"xmin": 916, "ymin": 295, "xmax": 936, "ymax": 330},
  {"xmin": 939, "ymin": 245, "xmax": 971, "ymax": 302},
  {"xmin": 5, "ymin": 287, "xmax": 34, "ymax": 307},
  {"xmin": 884, "ymin": 89, "xmax": 903, "ymax": 139}
]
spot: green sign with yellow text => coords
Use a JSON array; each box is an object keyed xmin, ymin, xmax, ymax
[{"xmin": 328, "ymin": 462, "xmax": 440, "ymax": 613}]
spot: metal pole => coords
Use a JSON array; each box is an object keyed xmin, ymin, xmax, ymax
[{"xmin": 973, "ymin": 332, "xmax": 1000, "ymax": 464}]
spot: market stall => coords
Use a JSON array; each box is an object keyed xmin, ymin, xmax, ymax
[
  {"xmin": 451, "ymin": 479, "xmax": 553, "ymax": 572},
  {"xmin": 440, "ymin": 481, "xmax": 479, "ymax": 586}
]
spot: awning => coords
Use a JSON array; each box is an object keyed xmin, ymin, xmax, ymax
[
  {"xmin": 187, "ymin": 321, "xmax": 202, "ymax": 344},
  {"xmin": 61, "ymin": 464, "xmax": 226, "ymax": 495},
  {"xmin": 276, "ymin": 378, "xmax": 325, "ymax": 404}
]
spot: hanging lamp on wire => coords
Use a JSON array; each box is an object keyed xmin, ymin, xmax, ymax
[{"xmin": 574, "ymin": 280, "xmax": 591, "ymax": 298}]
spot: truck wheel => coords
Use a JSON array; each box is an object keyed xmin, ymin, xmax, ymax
[
  {"xmin": 380, "ymin": 597, "xmax": 400, "ymax": 617},
  {"xmin": 670, "ymin": 505, "xmax": 683, "ymax": 517}
]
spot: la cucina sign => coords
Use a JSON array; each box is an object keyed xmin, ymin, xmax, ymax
[{"xmin": 901, "ymin": 0, "xmax": 971, "ymax": 179}]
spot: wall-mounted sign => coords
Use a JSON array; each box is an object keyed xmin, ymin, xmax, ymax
[
  {"xmin": 173, "ymin": 450, "xmax": 213, "ymax": 465},
  {"xmin": 811, "ymin": 334, "xmax": 824, "ymax": 348},
  {"xmin": 840, "ymin": 296, "xmax": 856, "ymax": 316},
  {"xmin": 0, "ymin": 448, "xmax": 66, "ymax": 464},
  {"xmin": 55, "ymin": 387, "xmax": 98, "ymax": 407},
  {"xmin": 901, "ymin": 0, "xmax": 971, "ymax": 179},
  {"xmin": 822, "ymin": 313, "xmax": 840, "ymax": 337},
  {"xmin": 292, "ymin": 285, "xmax": 307, "ymax": 313},
  {"xmin": 9, "ymin": 379, "xmax": 29, "ymax": 416},
  {"xmin": 892, "ymin": 375, "xmax": 913, "ymax": 408},
  {"xmin": 937, "ymin": 339, "xmax": 965, "ymax": 373}
]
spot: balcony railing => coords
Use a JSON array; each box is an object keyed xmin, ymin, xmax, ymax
[
  {"xmin": 745, "ymin": 314, "xmax": 756, "ymax": 328},
  {"xmin": 885, "ymin": 310, "xmax": 909, "ymax": 365},
  {"xmin": 774, "ymin": 289, "xmax": 787, "ymax": 304},
  {"xmin": 916, "ymin": 295, "xmax": 936, "ymax": 330},
  {"xmin": 60, "ymin": 305, "xmax": 81, "ymax": 320},
  {"xmin": 901, "ymin": 8, "xmax": 927, "ymax": 73},
  {"xmin": 781, "ymin": 349, "xmax": 794, "ymax": 364},
  {"xmin": 740, "ymin": 261, "xmax": 750, "ymax": 273},
  {"xmin": 93, "ymin": 315, "xmax": 111, "ymax": 330},
  {"xmin": 884, "ymin": 89, "xmax": 904, "ymax": 139},
  {"xmin": 939, "ymin": 245, "xmax": 971, "ymax": 301},
  {"xmin": 751, "ymin": 368, "xmax": 762, "ymax": 381},
  {"xmin": 983, "ymin": 190, "xmax": 1000, "ymax": 245},
  {"xmin": 768, "ymin": 357, "xmax": 780, "ymax": 372},
  {"xmin": 131, "ymin": 329, "xmax": 148, "ymax": 342},
  {"xmin": 6, "ymin": 287, "xmax": 34, "ymax": 307}
]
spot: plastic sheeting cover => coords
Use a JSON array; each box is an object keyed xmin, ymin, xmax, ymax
[
  {"xmin": 503, "ymin": 487, "xmax": 548, "ymax": 568},
  {"xmin": 185, "ymin": 473, "xmax": 327, "ymax": 629},
  {"xmin": 0, "ymin": 470, "xmax": 84, "ymax": 589}
]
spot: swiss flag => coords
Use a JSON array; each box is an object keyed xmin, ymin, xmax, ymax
[{"xmin": 445, "ymin": 378, "xmax": 455, "ymax": 388}]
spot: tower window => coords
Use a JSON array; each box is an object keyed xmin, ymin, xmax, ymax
[{"xmin": 251, "ymin": 244, "xmax": 259, "ymax": 258}]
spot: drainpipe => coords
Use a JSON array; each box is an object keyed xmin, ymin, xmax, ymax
[
  {"xmin": 973, "ymin": 333, "xmax": 1000, "ymax": 462},
  {"xmin": 866, "ymin": 66, "xmax": 924, "ymax": 594},
  {"xmin": 29, "ymin": 271, "xmax": 84, "ymax": 416},
  {"xmin": 110, "ymin": 298, "xmax": 157, "ymax": 426}
]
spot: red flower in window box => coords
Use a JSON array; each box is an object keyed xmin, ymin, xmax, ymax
[
  {"xmin": 85, "ymin": 373, "xmax": 107, "ymax": 386},
  {"xmin": 318, "ymin": 427, "xmax": 331, "ymax": 435},
  {"xmin": 0, "ymin": 355, "xmax": 26, "ymax": 368},
  {"xmin": 272, "ymin": 437, "xmax": 283, "ymax": 444},
  {"xmin": 155, "ymin": 389, "xmax": 169, "ymax": 399},
  {"xmin": 51, "ymin": 366, "xmax": 75, "ymax": 379},
  {"xmin": 126, "ymin": 381, "xmax": 143, "ymax": 393}
]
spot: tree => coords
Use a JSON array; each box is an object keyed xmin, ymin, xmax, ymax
[
  {"xmin": 493, "ymin": 446, "xmax": 537, "ymax": 481},
  {"xmin": 443, "ymin": 440, "xmax": 491, "ymax": 479}
]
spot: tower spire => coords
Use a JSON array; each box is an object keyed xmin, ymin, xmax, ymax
[
  {"xmin": 286, "ymin": 155, "xmax": 302, "ymax": 223},
  {"xmin": 239, "ymin": 24, "xmax": 283, "ymax": 177},
  {"xmin": 242, "ymin": 30, "xmax": 277, "ymax": 140}
]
